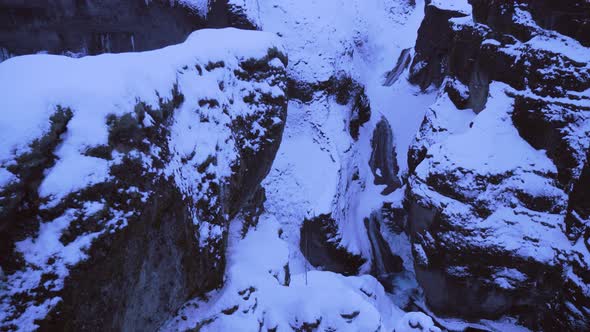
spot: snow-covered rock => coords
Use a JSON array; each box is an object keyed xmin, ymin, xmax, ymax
[
  {"xmin": 0, "ymin": 28, "xmax": 287, "ymax": 331},
  {"xmin": 407, "ymin": 1, "xmax": 590, "ymax": 329}
]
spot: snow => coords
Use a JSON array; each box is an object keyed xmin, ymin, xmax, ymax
[
  {"xmin": 258, "ymin": 0, "xmax": 415, "ymax": 84},
  {"xmin": 266, "ymin": 100, "xmax": 342, "ymax": 216},
  {"xmin": 3, "ymin": 298, "xmax": 61, "ymax": 332},
  {"xmin": 429, "ymin": 0, "xmax": 471, "ymax": 15},
  {"xmin": 4, "ymin": 209, "xmax": 102, "ymax": 330},
  {"xmin": 511, "ymin": 5, "xmax": 590, "ymax": 64},
  {"xmin": 261, "ymin": 96, "xmax": 354, "ymax": 273},
  {"xmin": 0, "ymin": 167, "xmax": 16, "ymax": 187},
  {"xmin": 16, "ymin": 211, "xmax": 90, "ymax": 267},
  {"xmin": 493, "ymin": 268, "xmax": 528, "ymax": 290},
  {"xmin": 252, "ymin": 0, "xmax": 432, "ymax": 265},
  {"xmin": 526, "ymin": 34, "xmax": 590, "ymax": 63},
  {"xmin": 394, "ymin": 312, "xmax": 440, "ymax": 332},
  {"xmin": 228, "ymin": 0, "xmax": 262, "ymax": 27},
  {"xmin": 0, "ymin": 28, "xmax": 281, "ymax": 163},
  {"xmin": 82, "ymin": 201, "xmax": 105, "ymax": 216},
  {"xmin": 39, "ymin": 155, "xmax": 110, "ymax": 207},
  {"xmin": 0, "ymin": 28, "xmax": 283, "ymax": 204},
  {"xmin": 162, "ymin": 215, "xmax": 407, "ymax": 331},
  {"xmin": 483, "ymin": 38, "xmax": 501, "ymax": 46},
  {"xmin": 372, "ymin": 78, "xmax": 437, "ymax": 175},
  {"xmin": 417, "ymin": 83, "xmax": 556, "ymax": 177},
  {"xmin": 411, "ymin": 90, "xmax": 475, "ymax": 172},
  {"xmin": 479, "ymin": 207, "xmax": 569, "ymax": 263},
  {"xmin": 362, "ymin": 0, "xmax": 436, "ymax": 173}
]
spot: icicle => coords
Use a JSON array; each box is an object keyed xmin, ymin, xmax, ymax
[{"xmin": 130, "ymin": 34, "xmax": 135, "ymax": 52}]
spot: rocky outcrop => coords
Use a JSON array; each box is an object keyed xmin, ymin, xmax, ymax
[
  {"xmin": 406, "ymin": 0, "xmax": 590, "ymax": 330},
  {"xmin": 301, "ymin": 206, "xmax": 404, "ymax": 282},
  {"xmin": 287, "ymin": 73, "xmax": 372, "ymax": 141},
  {"xmin": 0, "ymin": 29, "xmax": 287, "ymax": 331},
  {"xmin": 300, "ymin": 214, "xmax": 366, "ymax": 276},
  {"xmin": 370, "ymin": 117, "xmax": 402, "ymax": 195},
  {"xmin": 409, "ymin": 2, "xmax": 470, "ymax": 91}
]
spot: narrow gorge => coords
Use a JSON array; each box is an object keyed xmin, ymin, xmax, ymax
[{"xmin": 0, "ymin": 1, "xmax": 588, "ymax": 331}]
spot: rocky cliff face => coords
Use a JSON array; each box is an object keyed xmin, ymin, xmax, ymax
[
  {"xmin": 407, "ymin": 0, "xmax": 590, "ymax": 329},
  {"xmin": 0, "ymin": 28, "xmax": 287, "ymax": 331},
  {"xmin": 0, "ymin": 0, "xmax": 206, "ymax": 60},
  {"xmin": 0, "ymin": 0, "xmax": 261, "ymax": 62}
]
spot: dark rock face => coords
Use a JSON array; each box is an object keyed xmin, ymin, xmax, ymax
[
  {"xmin": 348, "ymin": 87, "xmax": 372, "ymax": 141},
  {"xmin": 0, "ymin": 0, "xmax": 206, "ymax": 58},
  {"xmin": 563, "ymin": 151, "xmax": 590, "ymax": 328},
  {"xmin": 0, "ymin": 32, "xmax": 287, "ymax": 331},
  {"xmin": 300, "ymin": 209, "xmax": 403, "ymax": 284},
  {"xmin": 300, "ymin": 214, "xmax": 366, "ymax": 276},
  {"xmin": 566, "ymin": 152, "xmax": 590, "ymax": 243},
  {"xmin": 409, "ymin": 4, "xmax": 468, "ymax": 90},
  {"xmin": 38, "ymin": 185, "xmax": 210, "ymax": 331},
  {"xmin": 527, "ymin": 0, "xmax": 590, "ymax": 47},
  {"xmin": 0, "ymin": 0, "xmax": 262, "ymax": 61},
  {"xmin": 406, "ymin": 0, "xmax": 590, "ymax": 330},
  {"xmin": 512, "ymin": 96, "xmax": 590, "ymax": 188},
  {"xmin": 370, "ymin": 117, "xmax": 401, "ymax": 195}
]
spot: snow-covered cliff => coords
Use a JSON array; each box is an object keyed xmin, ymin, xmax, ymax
[
  {"xmin": 0, "ymin": 28, "xmax": 287, "ymax": 331},
  {"xmin": 407, "ymin": 1, "xmax": 590, "ymax": 330}
]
